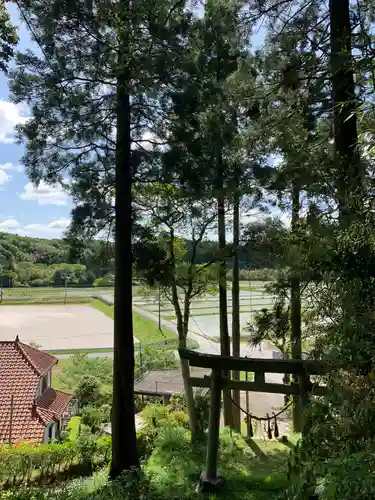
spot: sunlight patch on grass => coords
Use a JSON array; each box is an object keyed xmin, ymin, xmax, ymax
[{"xmin": 92, "ymin": 299, "xmax": 178, "ymax": 345}]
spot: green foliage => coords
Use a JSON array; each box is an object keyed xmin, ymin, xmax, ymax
[
  {"xmin": 0, "ymin": 415, "xmax": 292, "ymax": 499},
  {"xmin": 56, "ymin": 354, "xmax": 112, "ymax": 394},
  {"xmin": 76, "ymin": 376, "xmax": 101, "ymax": 408},
  {"xmin": 169, "ymin": 392, "xmax": 210, "ymax": 431},
  {"xmin": 0, "ymin": 442, "xmax": 77, "ymax": 486},
  {"xmin": 0, "ymin": 436, "xmax": 112, "ymax": 488},
  {"xmin": 80, "ymin": 405, "xmax": 111, "ymax": 433},
  {"xmin": 76, "ymin": 426, "xmax": 98, "ymax": 469},
  {"xmin": 65, "ymin": 417, "xmax": 81, "ymax": 442},
  {"xmin": 93, "ymin": 275, "xmax": 114, "ymax": 287},
  {"xmin": 0, "ymin": 4, "xmax": 18, "ymax": 73},
  {"xmin": 0, "ymin": 233, "xmax": 115, "ymax": 287},
  {"xmin": 137, "ymin": 346, "xmax": 179, "ymax": 373},
  {"xmin": 0, "ymin": 228, "xmax": 278, "ymax": 290}
]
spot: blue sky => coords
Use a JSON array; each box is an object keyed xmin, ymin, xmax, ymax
[
  {"xmin": 0, "ymin": 4, "xmax": 271, "ymax": 240},
  {"xmin": 0, "ymin": 4, "xmax": 72, "ymax": 239}
]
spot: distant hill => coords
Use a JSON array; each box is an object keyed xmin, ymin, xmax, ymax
[
  {"xmin": 0, "ymin": 225, "xmax": 279, "ymax": 288},
  {"xmin": 0, "ymin": 232, "xmax": 114, "ymax": 287}
]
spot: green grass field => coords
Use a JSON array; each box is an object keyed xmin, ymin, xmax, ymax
[
  {"xmin": 91, "ymin": 299, "xmax": 178, "ymax": 345},
  {"xmin": 52, "ymin": 358, "xmax": 73, "ymax": 392},
  {"xmin": 47, "ymin": 347, "xmax": 113, "ymax": 355}
]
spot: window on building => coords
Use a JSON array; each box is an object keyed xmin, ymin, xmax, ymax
[{"xmin": 42, "ymin": 375, "xmax": 48, "ymax": 393}]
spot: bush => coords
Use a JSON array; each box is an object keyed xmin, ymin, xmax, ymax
[
  {"xmin": 76, "ymin": 425, "xmax": 98, "ymax": 469},
  {"xmin": 58, "ymin": 354, "xmax": 113, "ymax": 393},
  {"xmin": 76, "ymin": 375, "xmax": 100, "ymax": 407},
  {"xmin": 81, "ymin": 405, "xmax": 111, "ymax": 433},
  {"xmin": 137, "ymin": 347, "xmax": 179, "ymax": 372},
  {"xmin": 95, "ymin": 437, "xmax": 111, "ymax": 464},
  {"xmin": 141, "ymin": 404, "xmax": 170, "ymax": 427},
  {"xmin": 81, "ymin": 406, "xmax": 102, "ymax": 433},
  {"xmin": 0, "ymin": 442, "xmax": 77, "ymax": 486},
  {"xmin": 93, "ymin": 274, "xmax": 114, "ymax": 287},
  {"xmin": 0, "ymin": 435, "xmax": 111, "ymax": 487},
  {"xmin": 65, "ymin": 416, "xmax": 81, "ymax": 442},
  {"xmin": 169, "ymin": 392, "xmax": 210, "ymax": 430},
  {"xmin": 137, "ymin": 427, "xmax": 158, "ymax": 459},
  {"xmin": 314, "ymin": 451, "xmax": 375, "ymax": 499},
  {"xmin": 168, "ymin": 410, "xmax": 189, "ymax": 429},
  {"xmin": 194, "ymin": 393, "xmax": 210, "ymax": 430}
]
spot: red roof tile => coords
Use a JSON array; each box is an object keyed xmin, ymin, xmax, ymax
[
  {"xmin": 18, "ymin": 342, "xmax": 57, "ymax": 376},
  {"xmin": 37, "ymin": 388, "xmax": 72, "ymax": 422},
  {"xmin": 0, "ymin": 339, "xmax": 69, "ymax": 444}
]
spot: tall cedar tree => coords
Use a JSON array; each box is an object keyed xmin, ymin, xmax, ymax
[
  {"xmin": 160, "ymin": 0, "xmax": 260, "ymax": 427},
  {"xmin": 246, "ymin": 0, "xmax": 334, "ymax": 431}
]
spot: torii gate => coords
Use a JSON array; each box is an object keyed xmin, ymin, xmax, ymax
[{"xmin": 179, "ymin": 348, "xmax": 332, "ymax": 491}]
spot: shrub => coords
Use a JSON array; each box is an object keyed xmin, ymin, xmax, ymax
[
  {"xmin": 81, "ymin": 405, "xmax": 111, "ymax": 433},
  {"xmin": 58, "ymin": 354, "xmax": 112, "ymax": 393},
  {"xmin": 138, "ymin": 347, "xmax": 179, "ymax": 371},
  {"xmin": 93, "ymin": 274, "xmax": 114, "ymax": 287},
  {"xmin": 168, "ymin": 410, "xmax": 189, "ymax": 429},
  {"xmin": 95, "ymin": 437, "xmax": 111, "ymax": 464},
  {"xmin": 65, "ymin": 416, "xmax": 81, "ymax": 442},
  {"xmin": 169, "ymin": 392, "xmax": 210, "ymax": 430},
  {"xmin": 169, "ymin": 393, "xmax": 186, "ymax": 411},
  {"xmin": 80, "ymin": 406, "xmax": 102, "ymax": 433},
  {"xmin": 76, "ymin": 425, "xmax": 98, "ymax": 469},
  {"xmin": 0, "ymin": 442, "xmax": 77, "ymax": 486},
  {"xmin": 76, "ymin": 375, "xmax": 100, "ymax": 407},
  {"xmin": 141, "ymin": 404, "xmax": 170, "ymax": 427},
  {"xmin": 194, "ymin": 393, "xmax": 210, "ymax": 430},
  {"xmin": 137, "ymin": 427, "xmax": 158, "ymax": 460},
  {"xmin": 0, "ymin": 435, "xmax": 111, "ymax": 487}
]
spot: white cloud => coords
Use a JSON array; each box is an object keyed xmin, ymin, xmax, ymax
[
  {"xmin": 20, "ymin": 181, "xmax": 69, "ymax": 206},
  {"xmin": 0, "ymin": 169, "xmax": 11, "ymax": 189},
  {"xmin": 25, "ymin": 218, "xmax": 70, "ymax": 235},
  {"xmin": 0, "ymin": 217, "xmax": 71, "ymax": 238},
  {"xmin": 0, "ymin": 162, "xmax": 23, "ymax": 172},
  {"xmin": 0, "ymin": 218, "xmax": 21, "ymax": 231},
  {"xmin": 0, "ymin": 101, "xmax": 29, "ymax": 144}
]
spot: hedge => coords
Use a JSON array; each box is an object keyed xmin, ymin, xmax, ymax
[{"xmin": 0, "ymin": 436, "xmax": 111, "ymax": 487}]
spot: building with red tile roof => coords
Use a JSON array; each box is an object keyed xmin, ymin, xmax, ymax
[{"xmin": 0, "ymin": 336, "xmax": 73, "ymax": 444}]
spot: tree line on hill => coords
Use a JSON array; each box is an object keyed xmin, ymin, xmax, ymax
[{"xmin": 0, "ymin": 217, "xmax": 282, "ymax": 287}]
